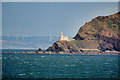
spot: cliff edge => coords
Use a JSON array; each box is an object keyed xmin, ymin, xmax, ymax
[{"xmin": 47, "ymin": 11, "xmax": 120, "ymax": 53}]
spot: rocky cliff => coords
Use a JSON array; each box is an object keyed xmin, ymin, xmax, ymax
[
  {"xmin": 74, "ymin": 11, "xmax": 120, "ymax": 51},
  {"xmin": 47, "ymin": 11, "xmax": 120, "ymax": 53}
]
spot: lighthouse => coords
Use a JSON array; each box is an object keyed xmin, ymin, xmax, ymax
[{"xmin": 60, "ymin": 32, "xmax": 68, "ymax": 41}]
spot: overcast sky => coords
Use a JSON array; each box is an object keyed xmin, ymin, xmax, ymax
[{"xmin": 2, "ymin": 2, "xmax": 118, "ymax": 37}]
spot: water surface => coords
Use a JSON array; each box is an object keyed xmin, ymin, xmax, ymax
[{"xmin": 2, "ymin": 52, "xmax": 118, "ymax": 78}]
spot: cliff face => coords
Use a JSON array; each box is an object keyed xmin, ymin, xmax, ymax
[
  {"xmin": 74, "ymin": 11, "xmax": 120, "ymax": 51},
  {"xmin": 47, "ymin": 12, "xmax": 120, "ymax": 52}
]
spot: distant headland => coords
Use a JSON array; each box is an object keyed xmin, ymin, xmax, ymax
[{"xmin": 3, "ymin": 11, "xmax": 120, "ymax": 55}]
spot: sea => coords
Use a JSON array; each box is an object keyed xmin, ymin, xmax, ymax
[{"xmin": 1, "ymin": 49, "xmax": 119, "ymax": 79}]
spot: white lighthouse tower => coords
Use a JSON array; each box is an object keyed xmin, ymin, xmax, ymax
[
  {"xmin": 60, "ymin": 32, "xmax": 68, "ymax": 41},
  {"xmin": 60, "ymin": 32, "xmax": 63, "ymax": 40}
]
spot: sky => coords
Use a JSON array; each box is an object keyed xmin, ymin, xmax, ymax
[{"xmin": 2, "ymin": 2, "xmax": 118, "ymax": 37}]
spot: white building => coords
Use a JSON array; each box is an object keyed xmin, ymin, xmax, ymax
[{"xmin": 60, "ymin": 32, "xmax": 68, "ymax": 41}]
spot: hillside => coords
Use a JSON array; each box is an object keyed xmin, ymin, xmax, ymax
[
  {"xmin": 74, "ymin": 11, "xmax": 120, "ymax": 51},
  {"xmin": 47, "ymin": 11, "xmax": 120, "ymax": 53}
]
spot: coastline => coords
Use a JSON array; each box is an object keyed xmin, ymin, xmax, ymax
[{"xmin": 2, "ymin": 50, "xmax": 120, "ymax": 55}]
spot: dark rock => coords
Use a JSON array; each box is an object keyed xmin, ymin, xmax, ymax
[
  {"xmin": 37, "ymin": 48, "xmax": 43, "ymax": 51},
  {"xmin": 46, "ymin": 42, "xmax": 65, "ymax": 52}
]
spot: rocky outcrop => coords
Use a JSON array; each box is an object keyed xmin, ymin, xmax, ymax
[
  {"xmin": 47, "ymin": 11, "xmax": 120, "ymax": 53},
  {"xmin": 46, "ymin": 41, "xmax": 80, "ymax": 53},
  {"xmin": 74, "ymin": 11, "xmax": 120, "ymax": 51},
  {"xmin": 46, "ymin": 40, "xmax": 100, "ymax": 53},
  {"xmin": 37, "ymin": 48, "xmax": 43, "ymax": 51}
]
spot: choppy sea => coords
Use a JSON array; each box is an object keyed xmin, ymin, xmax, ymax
[{"xmin": 1, "ymin": 49, "xmax": 119, "ymax": 79}]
